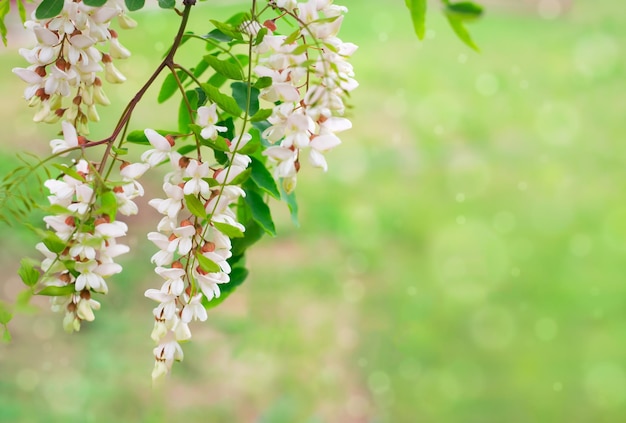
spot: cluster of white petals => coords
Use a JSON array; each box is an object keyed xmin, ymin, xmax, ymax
[
  {"xmin": 143, "ymin": 110, "xmax": 250, "ymax": 382},
  {"xmin": 256, "ymin": 0, "xmax": 357, "ymax": 192},
  {"xmin": 13, "ymin": 0, "xmax": 135, "ymax": 133},
  {"xmin": 40, "ymin": 158, "xmax": 133, "ymax": 332}
]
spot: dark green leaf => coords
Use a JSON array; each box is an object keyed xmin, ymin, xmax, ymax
[
  {"xmin": 204, "ymin": 54, "xmax": 244, "ymax": 81},
  {"xmin": 83, "ymin": 0, "xmax": 107, "ymax": 6},
  {"xmin": 231, "ymin": 82, "xmax": 260, "ymax": 116},
  {"xmin": 254, "ymin": 27, "xmax": 268, "ymax": 46},
  {"xmin": 204, "ymin": 28, "xmax": 233, "ymax": 43},
  {"xmin": 203, "ymin": 266, "xmax": 248, "ymax": 309},
  {"xmin": 35, "ymin": 0, "xmax": 64, "ymax": 19},
  {"xmin": 184, "ymin": 194, "xmax": 207, "ymax": 219},
  {"xmin": 213, "ymin": 221, "xmax": 244, "ymax": 238},
  {"xmin": 124, "ymin": 0, "xmax": 144, "ymax": 11},
  {"xmin": 244, "ymin": 187, "xmax": 276, "ymax": 236},
  {"xmin": 446, "ymin": 1, "xmax": 483, "ymax": 20},
  {"xmin": 18, "ymin": 258, "xmax": 40, "ymax": 287},
  {"xmin": 158, "ymin": 0, "xmax": 175, "ymax": 8},
  {"xmin": 37, "ymin": 285, "xmax": 75, "ymax": 296},
  {"xmin": 201, "ymin": 83, "xmax": 242, "ymax": 117},
  {"xmin": 196, "ymin": 252, "xmax": 221, "ymax": 273},
  {"xmin": 250, "ymin": 157, "xmax": 280, "ymax": 199}
]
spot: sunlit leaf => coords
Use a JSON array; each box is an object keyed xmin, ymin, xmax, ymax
[
  {"xmin": 184, "ymin": 194, "xmax": 207, "ymax": 219},
  {"xmin": 213, "ymin": 221, "xmax": 244, "ymax": 238},
  {"xmin": 36, "ymin": 285, "xmax": 76, "ymax": 296},
  {"xmin": 203, "ymin": 54, "xmax": 244, "ymax": 81},
  {"xmin": 202, "ymin": 83, "xmax": 242, "ymax": 117},
  {"xmin": 18, "ymin": 258, "xmax": 40, "ymax": 287},
  {"xmin": 195, "ymin": 252, "xmax": 221, "ymax": 273}
]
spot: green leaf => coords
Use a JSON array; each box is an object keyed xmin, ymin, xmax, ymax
[
  {"xmin": 204, "ymin": 28, "xmax": 233, "ymax": 43},
  {"xmin": 124, "ymin": 0, "xmax": 145, "ymax": 11},
  {"xmin": 99, "ymin": 190, "xmax": 118, "ymax": 219},
  {"xmin": 35, "ymin": 0, "xmax": 64, "ymax": 19},
  {"xmin": 445, "ymin": 14, "xmax": 479, "ymax": 52},
  {"xmin": 158, "ymin": 0, "xmax": 175, "ymax": 8},
  {"xmin": 127, "ymin": 129, "xmax": 180, "ymax": 145},
  {"xmin": 15, "ymin": 289, "xmax": 35, "ymax": 312},
  {"xmin": 0, "ymin": 0, "xmax": 10, "ymax": 46},
  {"xmin": 178, "ymin": 89, "xmax": 198, "ymax": 133},
  {"xmin": 52, "ymin": 164, "xmax": 84, "ymax": 182},
  {"xmin": 203, "ymin": 266, "xmax": 248, "ymax": 309},
  {"xmin": 16, "ymin": 0, "xmax": 26, "ymax": 23},
  {"xmin": 201, "ymin": 83, "xmax": 242, "ymax": 117},
  {"xmin": 184, "ymin": 194, "xmax": 207, "ymax": 219},
  {"xmin": 43, "ymin": 231, "xmax": 67, "ymax": 254},
  {"xmin": 37, "ymin": 285, "xmax": 76, "ymax": 296},
  {"xmin": 203, "ymin": 54, "xmax": 244, "ymax": 81},
  {"xmin": 213, "ymin": 221, "xmax": 244, "ymax": 238},
  {"xmin": 231, "ymin": 82, "xmax": 260, "ymax": 117},
  {"xmin": 195, "ymin": 252, "xmax": 221, "ymax": 273},
  {"xmin": 83, "ymin": 0, "xmax": 107, "ymax": 6},
  {"xmin": 254, "ymin": 76, "xmax": 272, "ymax": 90},
  {"xmin": 210, "ymin": 20, "xmax": 243, "ymax": 41},
  {"xmin": 111, "ymin": 146, "xmax": 128, "ymax": 156},
  {"xmin": 244, "ymin": 187, "xmax": 276, "ymax": 236},
  {"xmin": 405, "ymin": 0, "xmax": 427, "ymax": 40},
  {"xmin": 251, "ymin": 108, "xmax": 273, "ymax": 122},
  {"xmin": 284, "ymin": 29, "xmax": 300, "ymax": 45},
  {"xmin": 0, "ymin": 301, "xmax": 12, "ymax": 325},
  {"xmin": 446, "ymin": 1, "xmax": 484, "ymax": 21},
  {"xmin": 280, "ymin": 182, "xmax": 299, "ymax": 227},
  {"xmin": 250, "ymin": 157, "xmax": 280, "ymax": 199},
  {"xmin": 18, "ymin": 258, "xmax": 40, "ymax": 287},
  {"xmin": 158, "ymin": 71, "xmax": 187, "ymax": 103}
]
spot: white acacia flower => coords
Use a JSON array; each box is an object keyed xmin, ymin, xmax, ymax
[
  {"xmin": 197, "ymin": 104, "xmax": 227, "ymax": 140},
  {"xmin": 155, "ymin": 267, "xmax": 186, "ymax": 296},
  {"xmin": 141, "ymin": 129, "xmax": 173, "ymax": 167},
  {"xmin": 76, "ymin": 296, "xmax": 101, "ymax": 321},
  {"xmin": 308, "ymin": 133, "xmax": 341, "ymax": 171},
  {"xmin": 145, "ymin": 288, "xmax": 178, "ymax": 321},
  {"xmin": 149, "ymin": 182, "xmax": 184, "ymax": 219},
  {"xmin": 74, "ymin": 260, "xmax": 108, "ymax": 293},
  {"xmin": 181, "ymin": 293, "xmax": 207, "ymax": 323},
  {"xmin": 195, "ymin": 269, "xmax": 229, "ymax": 301},
  {"xmin": 183, "ymin": 160, "xmax": 210, "ymax": 197}
]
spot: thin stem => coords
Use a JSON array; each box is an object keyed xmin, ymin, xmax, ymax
[{"xmin": 96, "ymin": 3, "xmax": 195, "ymax": 173}]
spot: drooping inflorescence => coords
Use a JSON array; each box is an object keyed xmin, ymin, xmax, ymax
[{"xmin": 9, "ymin": 0, "xmax": 357, "ymax": 382}]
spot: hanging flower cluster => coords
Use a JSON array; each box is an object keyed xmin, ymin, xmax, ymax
[
  {"xmin": 7, "ymin": 0, "xmax": 357, "ymax": 382},
  {"xmin": 257, "ymin": 0, "xmax": 358, "ymax": 192},
  {"xmin": 12, "ymin": 0, "xmax": 135, "ymax": 133}
]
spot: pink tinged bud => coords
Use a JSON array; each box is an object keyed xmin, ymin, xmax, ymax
[{"xmin": 263, "ymin": 19, "xmax": 277, "ymax": 32}]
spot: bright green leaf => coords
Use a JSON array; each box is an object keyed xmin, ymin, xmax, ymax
[
  {"xmin": 251, "ymin": 108, "xmax": 273, "ymax": 122},
  {"xmin": 184, "ymin": 194, "xmax": 207, "ymax": 219},
  {"xmin": 43, "ymin": 231, "xmax": 67, "ymax": 254},
  {"xmin": 213, "ymin": 221, "xmax": 244, "ymax": 238},
  {"xmin": 405, "ymin": 0, "xmax": 427, "ymax": 40},
  {"xmin": 202, "ymin": 83, "xmax": 242, "ymax": 117},
  {"xmin": 127, "ymin": 129, "xmax": 180, "ymax": 145},
  {"xmin": 0, "ymin": 0, "xmax": 10, "ymax": 46},
  {"xmin": 280, "ymin": 182, "xmax": 299, "ymax": 227},
  {"xmin": 18, "ymin": 258, "xmax": 40, "ymax": 287},
  {"xmin": 99, "ymin": 190, "xmax": 118, "ymax": 219},
  {"xmin": 195, "ymin": 252, "xmax": 221, "ymax": 273},
  {"xmin": 0, "ymin": 301, "xmax": 12, "ymax": 325},
  {"xmin": 178, "ymin": 89, "xmax": 198, "ymax": 133},
  {"xmin": 52, "ymin": 164, "xmax": 85, "ymax": 182},
  {"xmin": 445, "ymin": 14, "xmax": 479, "ymax": 51},
  {"xmin": 158, "ymin": 71, "xmax": 187, "ymax": 103},
  {"xmin": 203, "ymin": 54, "xmax": 244, "ymax": 81},
  {"xmin": 35, "ymin": 0, "xmax": 64, "ymax": 19},
  {"xmin": 2, "ymin": 326, "xmax": 10, "ymax": 343},
  {"xmin": 16, "ymin": 0, "xmax": 26, "ymax": 23},
  {"xmin": 37, "ymin": 285, "xmax": 76, "ymax": 296},
  {"xmin": 210, "ymin": 20, "xmax": 243, "ymax": 41},
  {"xmin": 254, "ymin": 76, "xmax": 272, "ymax": 90}
]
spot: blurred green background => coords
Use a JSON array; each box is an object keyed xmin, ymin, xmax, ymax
[{"xmin": 1, "ymin": 0, "xmax": 626, "ymax": 421}]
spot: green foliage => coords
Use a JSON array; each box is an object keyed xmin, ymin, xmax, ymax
[
  {"xmin": 184, "ymin": 194, "xmax": 207, "ymax": 219},
  {"xmin": 158, "ymin": 0, "xmax": 175, "ymax": 9},
  {"xmin": 202, "ymin": 83, "xmax": 242, "ymax": 117},
  {"xmin": 202, "ymin": 266, "xmax": 248, "ymax": 309},
  {"xmin": 195, "ymin": 251, "xmax": 221, "ymax": 273},
  {"xmin": 36, "ymin": 285, "xmax": 76, "ymax": 296},
  {"xmin": 35, "ymin": 0, "xmax": 63, "ymax": 19},
  {"xmin": 83, "ymin": 0, "xmax": 107, "ymax": 6},
  {"xmin": 443, "ymin": 1, "xmax": 483, "ymax": 51},
  {"xmin": 158, "ymin": 71, "xmax": 188, "ymax": 103},
  {"xmin": 203, "ymin": 54, "xmax": 244, "ymax": 81},
  {"xmin": 124, "ymin": 0, "xmax": 145, "ymax": 12},
  {"xmin": 18, "ymin": 258, "xmax": 40, "ymax": 287},
  {"xmin": 244, "ymin": 185, "xmax": 276, "ymax": 236},
  {"xmin": 250, "ymin": 157, "xmax": 280, "ymax": 200},
  {"xmin": 231, "ymin": 82, "xmax": 260, "ymax": 116},
  {"xmin": 405, "ymin": 0, "xmax": 427, "ymax": 40},
  {"xmin": 213, "ymin": 221, "xmax": 244, "ymax": 238}
]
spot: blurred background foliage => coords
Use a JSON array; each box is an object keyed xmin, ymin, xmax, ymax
[{"xmin": 1, "ymin": 0, "xmax": 626, "ymax": 421}]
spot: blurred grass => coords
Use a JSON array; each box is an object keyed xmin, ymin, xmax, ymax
[{"xmin": 1, "ymin": 0, "xmax": 626, "ymax": 422}]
